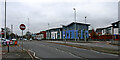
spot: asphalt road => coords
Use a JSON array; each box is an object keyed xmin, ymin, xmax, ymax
[{"xmin": 19, "ymin": 40, "xmax": 118, "ymax": 60}]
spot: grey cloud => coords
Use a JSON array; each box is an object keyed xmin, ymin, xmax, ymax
[{"xmin": 0, "ymin": 0, "xmax": 118, "ymax": 35}]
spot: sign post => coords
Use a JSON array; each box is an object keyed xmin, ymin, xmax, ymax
[{"xmin": 20, "ymin": 24, "xmax": 26, "ymax": 51}]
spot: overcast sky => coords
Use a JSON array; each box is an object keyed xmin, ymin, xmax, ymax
[{"xmin": 0, "ymin": 0, "xmax": 119, "ymax": 35}]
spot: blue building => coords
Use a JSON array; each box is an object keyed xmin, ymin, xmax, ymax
[{"xmin": 62, "ymin": 22, "xmax": 90, "ymax": 40}]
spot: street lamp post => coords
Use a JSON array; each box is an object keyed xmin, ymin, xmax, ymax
[
  {"xmin": 85, "ymin": 16, "xmax": 87, "ymax": 42},
  {"xmin": 48, "ymin": 23, "xmax": 49, "ymax": 40},
  {"xmin": 73, "ymin": 8, "xmax": 77, "ymax": 42}
]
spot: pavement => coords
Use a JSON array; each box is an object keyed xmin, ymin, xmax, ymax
[
  {"xmin": 1, "ymin": 44, "xmax": 32, "ymax": 60},
  {"xmin": 19, "ymin": 40, "xmax": 119, "ymax": 60}
]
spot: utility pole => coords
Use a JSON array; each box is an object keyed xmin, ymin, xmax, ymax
[
  {"xmin": 11, "ymin": 24, "xmax": 13, "ymax": 39},
  {"xmin": 85, "ymin": 16, "xmax": 87, "ymax": 42},
  {"xmin": 73, "ymin": 8, "xmax": 77, "ymax": 41},
  {"xmin": 11, "ymin": 24, "xmax": 13, "ymax": 33},
  {"xmin": 5, "ymin": 0, "xmax": 9, "ymax": 53},
  {"xmin": 4, "ymin": 0, "xmax": 6, "ymax": 40}
]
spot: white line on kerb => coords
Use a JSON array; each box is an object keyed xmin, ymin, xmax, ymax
[
  {"xmin": 27, "ymin": 50, "xmax": 34, "ymax": 60},
  {"xmin": 28, "ymin": 49, "xmax": 39, "ymax": 59}
]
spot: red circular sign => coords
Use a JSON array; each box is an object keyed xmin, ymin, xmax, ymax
[{"xmin": 20, "ymin": 24, "xmax": 26, "ymax": 30}]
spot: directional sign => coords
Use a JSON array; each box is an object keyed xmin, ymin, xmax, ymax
[{"xmin": 20, "ymin": 24, "xmax": 26, "ymax": 30}]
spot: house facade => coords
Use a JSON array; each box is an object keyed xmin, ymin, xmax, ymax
[
  {"xmin": 92, "ymin": 20, "xmax": 120, "ymax": 41},
  {"xmin": 112, "ymin": 21, "xmax": 120, "ymax": 40},
  {"xmin": 101, "ymin": 26, "xmax": 113, "ymax": 35},
  {"xmin": 96, "ymin": 28, "xmax": 103, "ymax": 36},
  {"xmin": 46, "ymin": 28, "xmax": 62, "ymax": 39},
  {"xmin": 112, "ymin": 21, "xmax": 120, "ymax": 35},
  {"xmin": 35, "ymin": 31, "xmax": 46, "ymax": 40}
]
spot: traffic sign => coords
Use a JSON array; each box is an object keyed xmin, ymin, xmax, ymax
[
  {"xmin": 19, "ymin": 24, "xmax": 26, "ymax": 51},
  {"xmin": 20, "ymin": 24, "xmax": 26, "ymax": 30}
]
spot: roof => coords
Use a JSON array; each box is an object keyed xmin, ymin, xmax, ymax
[
  {"xmin": 46, "ymin": 27, "xmax": 62, "ymax": 31},
  {"xmin": 96, "ymin": 28, "xmax": 104, "ymax": 30},
  {"xmin": 112, "ymin": 20, "xmax": 120, "ymax": 24},
  {"xmin": 40, "ymin": 31, "xmax": 46, "ymax": 33},
  {"xmin": 63, "ymin": 22, "xmax": 90, "ymax": 27},
  {"xmin": 106, "ymin": 26, "xmax": 112, "ymax": 28},
  {"xmin": 96, "ymin": 25, "xmax": 112, "ymax": 30}
]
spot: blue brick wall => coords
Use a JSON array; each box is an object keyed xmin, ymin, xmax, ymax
[{"xmin": 62, "ymin": 30, "xmax": 89, "ymax": 39}]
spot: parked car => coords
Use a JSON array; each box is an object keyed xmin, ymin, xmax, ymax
[
  {"xmin": 11, "ymin": 39, "xmax": 18, "ymax": 45},
  {"xmin": 36, "ymin": 38, "xmax": 41, "ymax": 40},
  {"xmin": 2, "ymin": 39, "xmax": 10, "ymax": 46},
  {"xmin": 2, "ymin": 39, "xmax": 5, "ymax": 45},
  {"xmin": 24, "ymin": 39, "xmax": 27, "ymax": 41},
  {"xmin": 6, "ymin": 39, "xmax": 10, "ymax": 45},
  {"xmin": 30, "ymin": 38, "xmax": 32, "ymax": 41},
  {"xmin": 12, "ymin": 39, "xmax": 17, "ymax": 41},
  {"xmin": 1, "ymin": 38, "xmax": 18, "ymax": 45}
]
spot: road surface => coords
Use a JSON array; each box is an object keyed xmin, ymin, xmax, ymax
[{"xmin": 19, "ymin": 40, "xmax": 118, "ymax": 60}]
